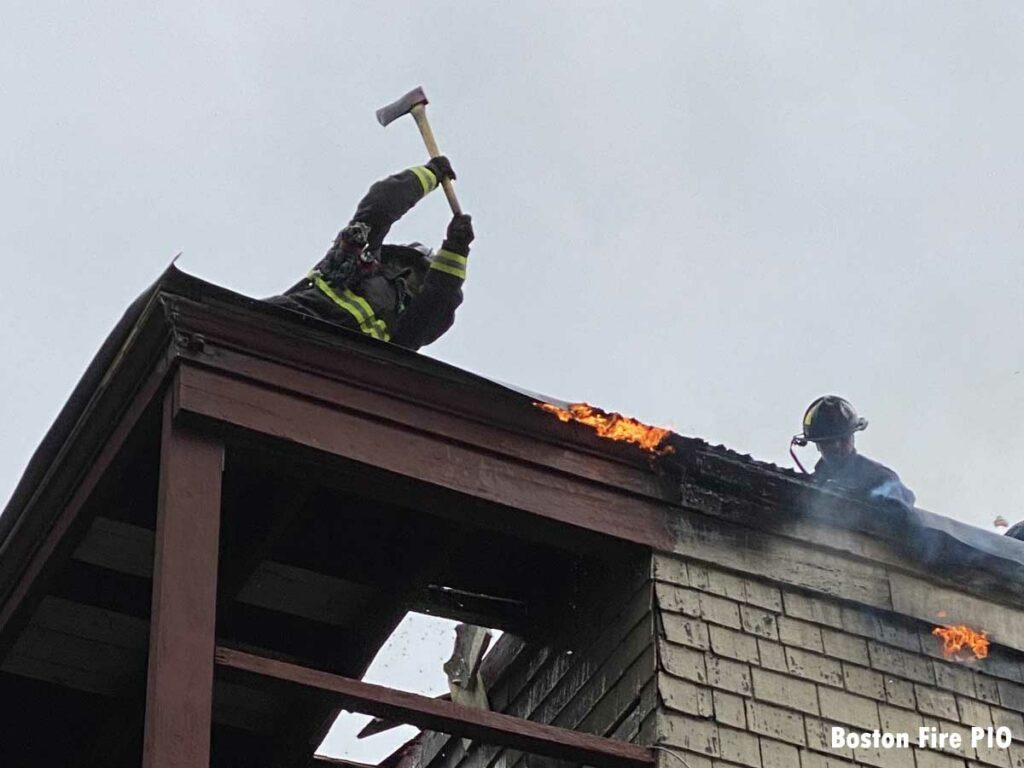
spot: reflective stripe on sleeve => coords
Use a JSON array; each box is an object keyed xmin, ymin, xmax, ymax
[
  {"xmin": 430, "ymin": 249, "xmax": 468, "ymax": 280},
  {"xmin": 309, "ymin": 271, "xmax": 391, "ymax": 341},
  {"xmin": 410, "ymin": 165, "xmax": 438, "ymax": 196}
]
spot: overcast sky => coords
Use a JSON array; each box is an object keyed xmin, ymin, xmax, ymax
[{"xmin": 3, "ymin": 3, "xmax": 1023, "ymax": 535}]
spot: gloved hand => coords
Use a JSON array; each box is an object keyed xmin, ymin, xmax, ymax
[
  {"xmin": 442, "ymin": 213, "xmax": 474, "ymax": 255},
  {"xmin": 426, "ymin": 155, "xmax": 456, "ymax": 184},
  {"xmin": 337, "ymin": 221, "xmax": 371, "ymax": 251}
]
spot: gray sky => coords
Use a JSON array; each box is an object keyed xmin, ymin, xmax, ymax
[
  {"xmin": 3, "ymin": 2, "xmax": 1023, "ymax": 535},
  {"xmin": 319, "ymin": 613, "xmax": 459, "ymax": 760}
]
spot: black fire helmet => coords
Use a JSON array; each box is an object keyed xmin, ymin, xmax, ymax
[{"xmin": 796, "ymin": 395, "xmax": 868, "ymax": 445}]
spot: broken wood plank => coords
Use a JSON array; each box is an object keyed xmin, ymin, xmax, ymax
[{"xmin": 445, "ymin": 623, "xmax": 492, "ymax": 703}]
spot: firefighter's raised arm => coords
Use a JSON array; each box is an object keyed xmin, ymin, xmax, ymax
[
  {"xmin": 392, "ymin": 213, "xmax": 473, "ymax": 349},
  {"xmin": 351, "ymin": 156, "xmax": 456, "ymax": 251}
]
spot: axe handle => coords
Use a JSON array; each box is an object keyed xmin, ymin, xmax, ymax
[{"xmin": 410, "ymin": 105, "xmax": 462, "ymax": 215}]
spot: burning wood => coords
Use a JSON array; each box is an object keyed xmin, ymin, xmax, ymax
[
  {"xmin": 932, "ymin": 623, "xmax": 989, "ymax": 661},
  {"xmin": 535, "ymin": 402, "xmax": 674, "ymax": 454}
]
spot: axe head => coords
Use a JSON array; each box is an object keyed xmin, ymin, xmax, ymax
[{"xmin": 376, "ymin": 86, "xmax": 429, "ymax": 127}]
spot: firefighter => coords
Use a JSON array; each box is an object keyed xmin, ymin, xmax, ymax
[
  {"xmin": 267, "ymin": 156, "xmax": 473, "ymax": 351},
  {"xmin": 794, "ymin": 396, "xmax": 916, "ymax": 507},
  {"xmin": 994, "ymin": 517, "xmax": 1024, "ymax": 541}
]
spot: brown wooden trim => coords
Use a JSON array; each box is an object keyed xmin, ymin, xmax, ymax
[
  {"xmin": 142, "ymin": 391, "xmax": 224, "ymax": 768},
  {"xmin": 165, "ymin": 296, "xmax": 663, "ymax": 482},
  {"xmin": 215, "ymin": 646, "xmax": 654, "ymax": 768},
  {"xmin": 173, "ymin": 364, "xmax": 673, "ymax": 550},
  {"xmin": 0, "ymin": 351, "xmax": 172, "ymax": 657},
  {"xmin": 178, "ymin": 341, "xmax": 663, "ymax": 501}
]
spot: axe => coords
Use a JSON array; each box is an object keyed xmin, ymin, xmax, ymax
[{"xmin": 376, "ymin": 86, "xmax": 462, "ymax": 215}]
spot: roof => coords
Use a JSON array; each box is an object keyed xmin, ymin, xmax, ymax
[
  {"xmin": 0, "ymin": 265, "xmax": 661, "ymax": 766},
  {"xmin": 5, "ymin": 265, "xmax": 1024, "ymax": 608},
  {"xmin": 2, "ymin": 266, "xmax": 1024, "ymax": 766}
]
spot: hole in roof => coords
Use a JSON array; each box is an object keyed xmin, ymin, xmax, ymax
[{"xmin": 317, "ymin": 611, "xmax": 502, "ymax": 763}]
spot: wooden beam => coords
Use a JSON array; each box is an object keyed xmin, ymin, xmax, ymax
[
  {"xmin": 216, "ymin": 472, "xmax": 313, "ymax": 602},
  {"xmin": 1, "ymin": 633, "xmax": 142, "ymax": 697},
  {"xmin": 173, "ymin": 364, "xmax": 673, "ymax": 550},
  {"xmin": 73, "ymin": 517, "xmax": 155, "ymax": 579},
  {"xmin": 50, "ymin": 559, "xmax": 151, "ymax": 619},
  {"xmin": 142, "ymin": 393, "xmax": 224, "ymax": 768},
  {"xmin": 215, "ymin": 647, "xmax": 654, "ymax": 768},
  {"xmin": 263, "ymin": 533, "xmax": 466, "ymax": 766},
  {"xmin": 69, "ymin": 516, "xmax": 380, "ymax": 630},
  {"xmin": 234, "ymin": 561, "xmax": 376, "ymax": 626},
  {"xmin": 167, "ymin": 297, "xmax": 663, "ymax": 499},
  {"xmin": 418, "ymin": 585, "xmax": 528, "ymax": 631}
]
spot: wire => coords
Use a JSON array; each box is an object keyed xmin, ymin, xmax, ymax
[{"xmin": 652, "ymin": 745, "xmax": 694, "ymax": 768}]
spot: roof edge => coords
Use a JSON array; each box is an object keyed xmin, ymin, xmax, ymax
[{"xmin": 0, "ymin": 263, "xmax": 181, "ymax": 546}]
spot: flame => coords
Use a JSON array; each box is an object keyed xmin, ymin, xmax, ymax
[
  {"xmin": 932, "ymin": 624, "xmax": 989, "ymax": 660},
  {"xmin": 535, "ymin": 402, "xmax": 674, "ymax": 454}
]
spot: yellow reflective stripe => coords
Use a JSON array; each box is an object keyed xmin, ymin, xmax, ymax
[
  {"xmin": 430, "ymin": 262, "xmax": 466, "ymax": 279},
  {"xmin": 312, "ymin": 275, "xmax": 374, "ymax": 333},
  {"xmin": 435, "ymin": 249, "xmax": 468, "ymax": 268},
  {"xmin": 346, "ymin": 292, "xmax": 389, "ymax": 342},
  {"xmin": 341, "ymin": 289, "xmax": 391, "ymax": 341},
  {"xmin": 310, "ymin": 272, "xmax": 368, "ymax": 325},
  {"xmin": 410, "ymin": 165, "xmax": 438, "ymax": 195},
  {"xmin": 342, "ymin": 289, "xmax": 375, "ymax": 321},
  {"xmin": 309, "ymin": 272, "xmax": 390, "ymax": 341},
  {"xmin": 430, "ymin": 249, "xmax": 468, "ymax": 280}
]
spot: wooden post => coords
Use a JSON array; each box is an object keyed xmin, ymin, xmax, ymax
[{"xmin": 142, "ymin": 392, "xmax": 224, "ymax": 768}]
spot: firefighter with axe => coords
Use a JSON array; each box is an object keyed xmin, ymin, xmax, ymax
[{"xmin": 268, "ymin": 87, "xmax": 473, "ymax": 350}]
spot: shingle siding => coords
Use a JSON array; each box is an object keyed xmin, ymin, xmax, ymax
[
  {"xmin": 419, "ymin": 566, "xmax": 656, "ymax": 768},
  {"xmin": 653, "ymin": 549, "xmax": 1024, "ymax": 768},
  {"xmin": 411, "ymin": 499, "xmax": 1024, "ymax": 768}
]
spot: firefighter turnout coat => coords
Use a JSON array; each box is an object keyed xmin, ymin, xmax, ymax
[
  {"xmin": 813, "ymin": 452, "xmax": 916, "ymax": 508},
  {"xmin": 267, "ymin": 165, "xmax": 468, "ymax": 351}
]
